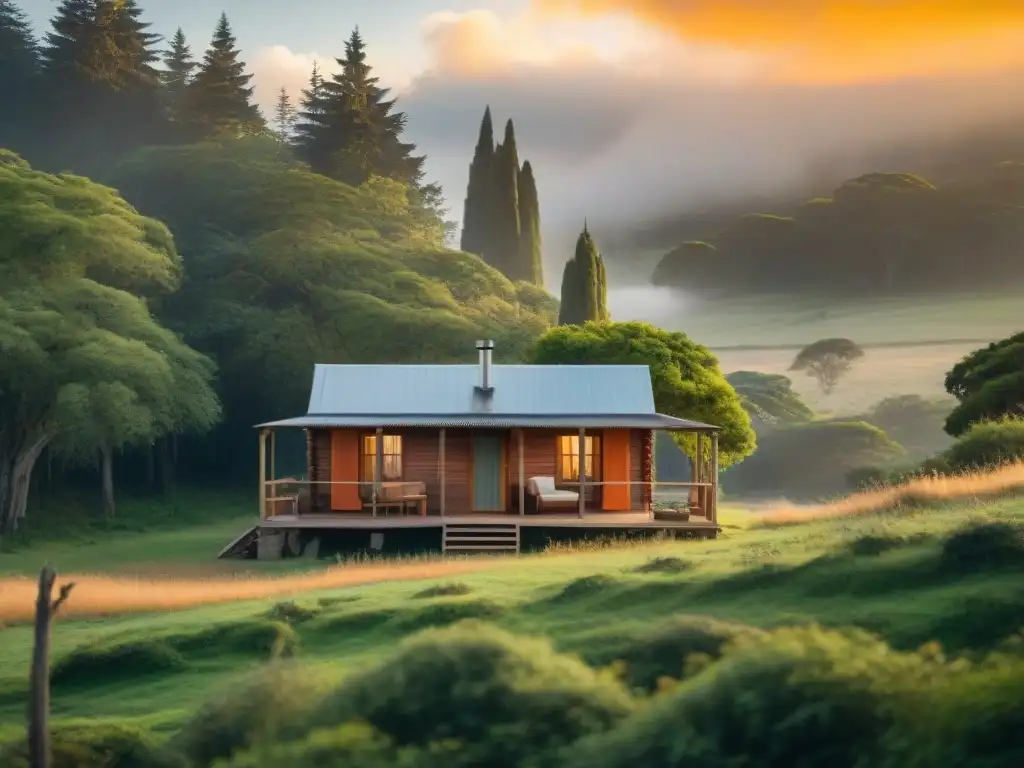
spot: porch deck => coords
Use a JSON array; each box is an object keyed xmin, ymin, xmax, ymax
[{"xmin": 261, "ymin": 510, "xmax": 718, "ymax": 530}]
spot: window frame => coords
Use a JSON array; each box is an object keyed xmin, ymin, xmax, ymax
[
  {"xmin": 555, "ymin": 433, "xmax": 602, "ymax": 484},
  {"xmin": 360, "ymin": 433, "xmax": 404, "ymax": 483}
]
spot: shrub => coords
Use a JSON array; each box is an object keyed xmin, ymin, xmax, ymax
[
  {"xmin": 174, "ymin": 662, "xmax": 332, "ymax": 767},
  {"xmin": 170, "ymin": 619, "xmax": 300, "ymax": 659},
  {"xmin": 392, "ymin": 599, "xmax": 505, "ymax": 631},
  {"xmin": 0, "ymin": 723, "xmax": 183, "ymax": 768},
  {"xmin": 310, "ymin": 622, "xmax": 635, "ymax": 768},
  {"xmin": 632, "ymin": 557, "xmax": 693, "ymax": 574},
  {"xmin": 847, "ymin": 534, "xmax": 907, "ymax": 556},
  {"xmin": 578, "ymin": 615, "xmax": 763, "ymax": 691},
  {"xmin": 51, "ymin": 639, "xmax": 187, "ymax": 688},
  {"xmin": 566, "ymin": 626, "xmax": 923, "ymax": 768},
  {"xmin": 265, "ymin": 601, "xmax": 320, "ymax": 624},
  {"xmin": 553, "ymin": 574, "xmax": 620, "ymax": 601},
  {"xmin": 944, "ymin": 418, "xmax": 1024, "ymax": 470},
  {"xmin": 939, "ymin": 522, "xmax": 1024, "ymax": 574},
  {"xmin": 412, "ymin": 583, "xmax": 472, "ymax": 599}
]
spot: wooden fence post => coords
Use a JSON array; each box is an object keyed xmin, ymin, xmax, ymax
[{"xmin": 28, "ymin": 565, "xmax": 74, "ymax": 768}]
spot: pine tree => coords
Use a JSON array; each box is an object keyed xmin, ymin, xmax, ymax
[
  {"xmin": 299, "ymin": 28, "xmax": 424, "ymax": 186},
  {"xmin": 184, "ymin": 13, "xmax": 264, "ymax": 138},
  {"xmin": 0, "ymin": 0, "xmax": 40, "ymax": 153},
  {"xmin": 161, "ymin": 27, "xmax": 195, "ymax": 122},
  {"xmin": 460, "ymin": 106, "xmax": 494, "ymax": 257},
  {"xmin": 488, "ymin": 118, "xmax": 521, "ymax": 275},
  {"xmin": 293, "ymin": 61, "xmax": 326, "ymax": 159},
  {"xmin": 273, "ymin": 87, "xmax": 296, "ymax": 141},
  {"xmin": 558, "ymin": 222, "xmax": 609, "ymax": 325},
  {"xmin": 516, "ymin": 160, "xmax": 543, "ymax": 285}
]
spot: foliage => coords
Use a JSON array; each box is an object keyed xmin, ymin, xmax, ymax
[
  {"xmin": 459, "ymin": 108, "xmax": 543, "ymax": 284},
  {"xmin": 790, "ymin": 337, "xmax": 865, "ymax": 395},
  {"xmin": 309, "ymin": 622, "xmax": 635, "ymax": 768},
  {"xmin": 944, "ymin": 418, "xmax": 1024, "ymax": 470},
  {"xmin": 861, "ymin": 394, "xmax": 954, "ymax": 460},
  {"xmin": 558, "ymin": 225, "xmax": 610, "ymax": 326},
  {"xmin": 0, "ymin": 152, "xmax": 218, "ymax": 531},
  {"xmin": 51, "ymin": 639, "xmax": 187, "ymax": 688},
  {"xmin": 944, "ymin": 332, "xmax": 1024, "ymax": 436},
  {"xmin": 105, "ymin": 139, "xmax": 554, "ymax": 481},
  {"xmin": 531, "ymin": 322, "xmax": 755, "ymax": 467},
  {"xmin": 0, "ymin": 723, "xmax": 185, "ymax": 768},
  {"xmin": 649, "ymin": 167, "xmax": 1024, "ymax": 296},
  {"xmin": 725, "ymin": 370, "xmax": 813, "ymax": 427},
  {"xmin": 724, "ymin": 420, "xmax": 904, "ymax": 498}
]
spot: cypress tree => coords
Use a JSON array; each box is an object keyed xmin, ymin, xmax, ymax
[
  {"xmin": 184, "ymin": 13, "xmax": 264, "ymax": 138},
  {"xmin": 489, "ymin": 118, "xmax": 521, "ymax": 275},
  {"xmin": 161, "ymin": 27, "xmax": 195, "ymax": 122},
  {"xmin": 460, "ymin": 106, "xmax": 494, "ymax": 257},
  {"xmin": 0, "ymin": 0, "xmax": 40, "ymax": 154},
  {"xmin": 558, "ymin": 223, "xmax": 609, "ymax": 325},
  {"xmin": 517, "ymin": 160, "xmax": 543, "ymax": 285}
]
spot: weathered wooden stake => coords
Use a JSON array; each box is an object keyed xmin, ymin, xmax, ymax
[{"xmin": 28, "ymin": 565, "xmax": 74, "ymax": 768}]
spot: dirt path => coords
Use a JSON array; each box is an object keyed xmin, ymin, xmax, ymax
[{"xmin": 0, "ymin": 559, "xmax": 496, "ymax": 623}]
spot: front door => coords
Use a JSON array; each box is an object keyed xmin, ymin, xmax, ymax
[{"xmin": 473, "ymin": 433, "xmax": 505, "ymax": 511}]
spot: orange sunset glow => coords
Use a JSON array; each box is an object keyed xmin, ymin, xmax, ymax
[{"xmin": 534, "ymin": 0, "xmax": 1024, "ymax": 82}]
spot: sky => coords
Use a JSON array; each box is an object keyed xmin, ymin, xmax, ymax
[{"xmin": 18, "ymin": 1, "xmax": 1024, "ymax": 286}]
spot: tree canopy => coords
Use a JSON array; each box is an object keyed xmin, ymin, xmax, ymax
[
  {"xmin": 944, "ymin": 332, "xmax": 1024, "ymax": 436},
  {"xmin": 530, "ymin": 322, "xmax": 755, "ymax": 467},
  {"xmin": 0, "ymin": 150, "xmax": 218, "ymax": 531},
  {"xmin": 725, "ymin": 371, "xmax": 814, "ymax": 427},
  {"xmin": 650, "ymin": 166, "xmax": 1024, "ymax": 296},
  {"xmin": 790, "ymin": 338, "xmax": 864, "ymax": 395},
  {"xmin": 558, "ymin": 224, "xmax": 609, "ymax": 326}
]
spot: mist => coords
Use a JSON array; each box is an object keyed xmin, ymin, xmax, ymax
[{"xmin": 399, "ymin": 64, "xmax": 1024, "ymax": 287}]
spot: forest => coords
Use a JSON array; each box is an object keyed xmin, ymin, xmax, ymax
[{"xmin": 651, "ymin": 166, "xmax": 1024, "ymax": 296}]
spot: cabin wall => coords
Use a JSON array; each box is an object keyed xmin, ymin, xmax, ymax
[{"xmin": 309, "ymin": 426, "xmax": 651, "ymax": 513}]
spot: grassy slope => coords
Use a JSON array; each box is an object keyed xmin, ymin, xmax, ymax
[{"xmin": 0, "ymin": 498, "xmax": 1021, "ymax": 736}]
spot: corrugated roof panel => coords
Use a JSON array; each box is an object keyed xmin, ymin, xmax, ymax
[{"xmin": 306, "ymin": 364, "xmax": 657, "ymax": 416}]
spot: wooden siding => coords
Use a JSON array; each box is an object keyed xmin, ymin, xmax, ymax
[{"xmin": 307, "ymin": 427, "xmax": 652, "ymax": 514}]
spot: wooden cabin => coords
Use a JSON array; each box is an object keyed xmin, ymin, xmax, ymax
[{"xmin": 241, "ymin": 340, "xmax": 721, "ymax": 557}]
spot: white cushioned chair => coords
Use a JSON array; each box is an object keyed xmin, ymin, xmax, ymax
[{"xmin": 526, "ymin": 476, "xmax": 579, "ymax": 512}]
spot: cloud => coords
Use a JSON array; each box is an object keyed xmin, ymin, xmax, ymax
[
  {"xmin": 248, "ymin": 45, "xmax": 336, "ymax": 111},
  {"xmin": 534, "ymin": 0, "xmax": 1024, "ymax": 82}
]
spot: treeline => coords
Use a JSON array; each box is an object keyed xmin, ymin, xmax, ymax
[
  {"xmin": 651, "ymin": 167, "xmax": 1024, "ymax": 296},
  {"xmin": 0, "ymin": 2, "xmax": 436, "ymax": 212}
]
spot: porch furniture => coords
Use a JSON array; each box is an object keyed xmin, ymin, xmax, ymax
[
  {"xmin": 403, "ymin": 493, "xmax": 428, "ymax": 516},
  {"xmin": 526, "ymin": 476, "xmax": 579, "ymax": 512},
  {"xmin": 368, "ymin": 481, "xmax": 427, "ymax": 515}
]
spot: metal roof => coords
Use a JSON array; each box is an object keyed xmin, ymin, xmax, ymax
[
  {"xmin": 307, "ymin": 364, "xmax": 657, "ymax": 415},
  {"xmin": 257, "ymin": 413, "xmax": 719, "ymax": 431},
  {"xmin": 256, "ymin": 362, "xmax": 721, "ymax": 431}
]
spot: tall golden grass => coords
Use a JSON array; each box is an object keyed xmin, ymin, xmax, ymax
[
  {"xmin": 755, "ymin": 461, "xmax": 1024, "ymax": 527},
  {"xmin": 0, "ymin": 559, "xmax": 493, "ymax": 624}
]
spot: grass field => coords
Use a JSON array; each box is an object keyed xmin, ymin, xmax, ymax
[{"xmin": 1, "ymin": 490, "xmax": 1022, "ymax": 746}]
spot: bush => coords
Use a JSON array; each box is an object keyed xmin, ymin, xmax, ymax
[
  {"xmin": 847, "ymin": 534, "xmax": 907, "ymax": 556},
  {"xmin": 553, "ymin": 574, "xmax": 620, "ymax": 601},
  {"xmin": 412, "ymin": 583, "xmax": 472, "ymax": 599},
  {"xmin": 265, "ymin": 601, "xmax": 320, "ymax": 625},
  {"xmin": 170, "ymin": 619, "xmax": 300, "ymax": 658},
  {"xmin": 577, "ymin": 615, "xmax": 764, "ymax": 691},
  {"xmin": 174, "ymin": 662, "xmax": 332, "ymax": 767},
  {"xmin": 310, "ymin": 622, "xmax": 635, "ymax": 768},
  {"xmin": 565, "ymin": 626, "xmax": 923, "ymax": 768},
  {"xmin": 0, "ymin": 723, "xmax": 184, "ymax": 768},
  {"xmin": 944, "ymin": 418, "xmax": 1024, "ymax": 469},
  {"xmin": 51, "ymin": 639, "xmax": 187, "ymax": 688},
  {"xmin": 632, "ymin": 557, "xmax": 693, "ymax": 574},
  {"xmin": 392, "ymin": 599, "xmax": 505, "ymax": 631},
  {"xmin": 939, "ymin": 522, "xmax": 1024, "ymax": 574}
]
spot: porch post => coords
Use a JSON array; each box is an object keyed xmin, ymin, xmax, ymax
[
  {"xmin": 577, "ymin": 427, "xmax": 586, "ymax": 518},
  {"xmin": 710, "ymin": 432, "xmax": 719, "ymax": 524},
  {"xmin": 694, "ymin": 431, "xmax": 704, "ymax": 513},
  {"xmin": 439, "ymin": 428, "xmax": 446, "ymax": 517},
  {"xmin": 372, "ymin": 426, "xmax": 383, "ymax": 517},
  {"xmin": 518, "ymin": 428, "xmax": 525, "ymax": 516},
  {"xmin": 258, "ymin": 428, "xmax": 268, "ymax": 519},
  {"xmin": 269, "ymin": 429, "xmax": 276, "ymax": 485}
]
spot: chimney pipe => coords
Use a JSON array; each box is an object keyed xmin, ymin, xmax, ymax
[{"xmin": 476, "ymin": 339, "xmax": 494, "ymax": 391}]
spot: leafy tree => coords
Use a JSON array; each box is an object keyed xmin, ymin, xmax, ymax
[
  {"xmin": 161, "ymin": 27, "xmax": 196, "ymax": 123},
  {"xmin": 517, "ymin": 160, "xmax": 543, "ymax": 284},
  {"xmin": 488, "ymin": 118, "xmax": 521, "ymax": 275},
  {"xmin": 183, "ymin": 13, "xmax": 264, "ymax": 139},
  {"xmin": 650, "ymin": 241, "xmax": 716, "ymax": 287},
  {"xmin": 0, "ymin": 0, "xmax": 39, "ymax": 153},
  {"xmin": 789, "ymin": 338, "xmax": 864, "ymax": 395},
  {"xmin": 531, "ymin": 321, "xmax": 756, "ymax": 467},
  {"xmin": 558, "ymin": 224, "xmax": 609, "ymax": 325},
  {"xmin": 861, "ymin": 394, "xmax": 953, "ymax": 460},
  {"xmin": 0, "ymin": 150, "xmax": 218, "ymax": 532},
  {"xmin": 273, "ymin": 87, "xmax": 296, "ymax": 142},
  {"xmin": 944, "ymin": 417, "xmax": 1024, "ymax": 470},
  {"xmin": 725, "ymin": 371, "xmax": 813, "ymax": 427},
  {"xmin": 460, "ymin": 106, "xmax": 494, "ymax": 258},
  {"xmin": 944, "ymin": 331, "xmax": 1024, "ymax": 436},
  {"xmin": 106, "ymin": 139, "xmax": 555, "ymax": 482}
]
